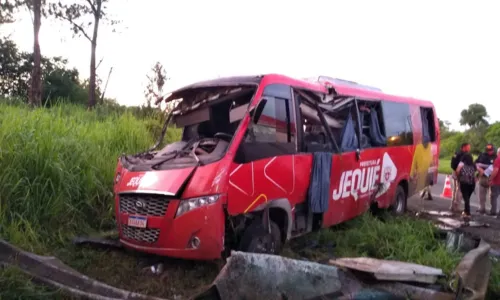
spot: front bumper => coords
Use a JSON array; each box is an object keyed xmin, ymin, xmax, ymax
[{"xmin": 116, "ymin": 193, "xmax": 225, "ymax": 260}]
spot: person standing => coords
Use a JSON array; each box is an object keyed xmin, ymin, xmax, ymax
[
  {"xmin": 475, "ymin": 143, "xmax": 497, "ymax": 215},
  {"xmin": 488, "ymin": 148, "xmax": 500, "ymax": 218},
  {"xmin": 456, "ymin": 152, "xmax": 476, "ymax": 222},
  {"xmin": 450, "ymin": 143, "xmax": 470, "ymax": 212}
]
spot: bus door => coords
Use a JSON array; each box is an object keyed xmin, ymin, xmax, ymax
[
  {"xmin": 356, "ymin": 99, "xmax": 414, "ymax": 211},
  {"xmin": 294, "ymin": 90, "xmax": 358, "ymax": 226},
  {"xmin": 330, "ymin": 99, "xmax": 373, "ymax": 219}
]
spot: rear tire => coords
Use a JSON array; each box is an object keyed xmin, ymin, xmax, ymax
[
  {"xmin": 238, "ymin": 218, "xmax": 282, "ymax": 255},
  {"xmin": 390, "ymin": 185, "xmax": 407, "ymax": 215}
]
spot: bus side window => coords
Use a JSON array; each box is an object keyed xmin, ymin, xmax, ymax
[
  {"xmin": 381, "ymin": 102, "xmax": 413, "ymax": 146},
  {"xmin": 357, "ymin": 101, "xmax": 386, "ymax": 149},
  {"xmin": 420, "ymin": 107, "xmax": 436, "ymax": 143},
  {"xmin": 234, "ymin": 96, "xmax": 296, "ymax": 163}
]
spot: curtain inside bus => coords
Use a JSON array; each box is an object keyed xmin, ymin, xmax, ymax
[{"xmin": 308, "ymin": 152, "xmax": 332, "ymax": 213}]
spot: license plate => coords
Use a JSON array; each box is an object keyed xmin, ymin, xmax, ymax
[{"xmin": 128, "ymin": 216, "xmax": 147, "ymax": 228}]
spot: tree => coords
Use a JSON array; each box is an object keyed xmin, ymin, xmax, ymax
[
  {"xmin": 29, "ymin": 0, "xmax": 43, "ymax": 107},
  {"xmin": 459, "ymin": 103, "xmax": 489, "ymax": 128},
  {"xmin": 438, "ymin": 118, "xmax": 451, "ymax": 132},
  {"xmin": 144, "ymin": 61, "xmax": 168, "ymax": 108},
  {"xmin": 49, "ymin": 0, "xmax": 119, "ymax": 108},
  {"xmin": 0, "ymin": 0, "xmax": 23, "ymax": 24},
  {"xmin": 0, "ymin": 37, "xmax": 90, "ymax": 106}
]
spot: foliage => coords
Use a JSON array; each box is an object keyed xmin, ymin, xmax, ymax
[
  {"xmin": 0, "ymin": 37, "xmax": 98, "ymax": 106},
  {"xmin": 460, "ymin": 103, "xmax": 489, "ymax": 128},
  {"xmin": 485, "ymin": 122, "xmax": 500, "ymax": 149},
  {"xmin": 440, "ymin": 103, "xmax": 498, "ymax": 158},
  {"xmin": 0, "ymin": 103, "xmax": 155, "ymax": 252},
  {"xmin": 145, "ymin": 61, "xmax": 169, "ymax": 108},
  {"xmin": 0, "ymin": 0, "xmax": 24, "ymax": 24},
  {"xmin": 49, "ymin": 0, "xmax": 121, "ymax": 108},
  {"xmin": 440, "ymin": 132, "xmax": 464, "ymax": 158}
]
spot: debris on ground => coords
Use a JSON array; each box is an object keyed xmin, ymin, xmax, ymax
[
  {"xmin": 1, "ymin": 236, "xmax": 493, "ymax": 300},
  {"xmin": 328, "ymin": 257, "xmax": 444, "ymax": 284},
  {"xmin": 0, "ymin": 239, "xmax": 169, "ymax": 300},
  {"xmin": 72, "ymin": 233, "xmax": 124, "ymax": 250}
]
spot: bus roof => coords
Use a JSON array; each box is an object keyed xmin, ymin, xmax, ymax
[{"xmin": 161, "ymin": 73, "xmax": 434, "ymax": 107}]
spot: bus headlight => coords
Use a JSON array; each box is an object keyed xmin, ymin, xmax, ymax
[{"xmin": 176, "ymin": 195, "xmax": 220, "ymax": 217}]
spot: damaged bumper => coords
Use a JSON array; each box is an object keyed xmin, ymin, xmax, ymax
[{"xmin": 117, "ymin": 197, "xmax": 225, "ymax": 260}]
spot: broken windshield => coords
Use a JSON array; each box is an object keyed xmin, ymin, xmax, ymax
[{"xmin": 122, "ymin": 86, "xmax": 258, "ymax": 171}]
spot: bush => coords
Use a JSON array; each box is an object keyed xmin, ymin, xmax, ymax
[
  {"xmin": 0, "ymin": 103, "xmax": 161, "ymax": 252},
  {"xmin": 440, "ymin": 132, "xmax": 464, "ymax": 158}
]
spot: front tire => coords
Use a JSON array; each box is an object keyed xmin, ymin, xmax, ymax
[
  {"xmin": 238, "ymin": 218, "xmax": 282, "ymax": 255},
  {"xmin": 390, "ymin": 185, "xmax": 407, "ymax": 215}
]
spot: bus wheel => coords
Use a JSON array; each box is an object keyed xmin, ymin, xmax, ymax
[
  {"xmin": 390, "ymin": 185, "xmax": 407, "ymax": 215},
  {"xmin": 238, "ymin": 218, "xmax": 282, "ymax": 255}
]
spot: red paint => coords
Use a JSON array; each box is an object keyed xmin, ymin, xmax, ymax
[{"xmin": 114, "ymin": 74, "xmax": 440, "ymax": 260}]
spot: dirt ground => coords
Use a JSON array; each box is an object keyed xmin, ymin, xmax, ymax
[{"xmin": 408, "ymin": 195, "xmax": 500, "ymax": 250}]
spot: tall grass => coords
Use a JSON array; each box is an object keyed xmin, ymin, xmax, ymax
[{"xmin": 0, "ymin": 103, "xmax": 175, "ymax": 253}]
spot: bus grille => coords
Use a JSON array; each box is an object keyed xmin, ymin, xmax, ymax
[
  {"xmin": 121, "ymin": 224, "xmax": 160, "ymax": 243},
  {"xmin": 119, "ymin": 193, "xmax": 171, "ymax": 216}
]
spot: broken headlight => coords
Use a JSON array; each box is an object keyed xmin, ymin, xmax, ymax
[{"xmin": 176, "ymin": 195, "xmax": 220, "ymax": 217}]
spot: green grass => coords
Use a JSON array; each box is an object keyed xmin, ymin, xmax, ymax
[
  {"xmin": 439, "ymin": 155, "xmax": 478, "ymax": 175},
  {"xmin": 0, "ymin": 102, "xmax": 181, "ymax": 298},
  {"xmin": 439, "ymin": 158, "xmax": 452, "ymax": 174}
]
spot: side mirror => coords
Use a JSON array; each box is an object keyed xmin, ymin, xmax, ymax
[
  {"xmin": 356, "ymin": 148, "xmax": 361, "ymax": 161},
  {"xmin": 249, "ymin": 98, "xmax": 267, "ymax": 124}
]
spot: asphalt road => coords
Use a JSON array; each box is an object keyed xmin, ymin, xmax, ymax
[{"xmin": 428, "ymin": 173, "xmax": 488, "ymax": 210}]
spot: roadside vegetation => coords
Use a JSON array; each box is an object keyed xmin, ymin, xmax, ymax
[{"xmin": 438, "ymin": 103, "xmax": 499, "ymax": 173}]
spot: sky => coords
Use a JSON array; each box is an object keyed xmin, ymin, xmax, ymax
[{"xmin": 3, "ymin": 0, "xmax": 500, "ymax": 130}]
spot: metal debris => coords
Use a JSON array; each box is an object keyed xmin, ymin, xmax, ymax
[
  {"xmin": 195, "ymin": 251, "xmax": 364, "ymax": 300},
  {"xmin": 451, "ymin": 239, "xmax": 492, "ymax": 299},
  {"xmin": 328, "ymin": 257, "xmax": 444, "ymax": 284},
  {"xmin": 72, "ymin": 235, "xmax": 124, "ymax": 250}
]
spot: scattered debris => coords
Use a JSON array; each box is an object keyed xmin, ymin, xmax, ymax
[
  {"xmin": 194, "ymin": 251, "xmax": 363, "ymax": 299},
  {"xmin": 437, "ymin": 217, "xmax": 489, "ymax": 229},
  {"xmin": 418, "ymin": 210, "xmax": 454, "ymax": 217},
  {"xmin": 328, "ymin": 257, "xmax": 444, "ymax": 284},
  {"xmin": 149, "ymin": 263, "xmax": 165, "ymax": 275},
  {"xmin": 0, "ymin": 239, "xmax": 169, "ymax": 300},
  {"xmin": 451, "ymin": 239, "xmax": 492, "ymax": 299},
  {"xmin": 445, "ymin": 231, "xmax": 479, "ymax": 253},
  {"xmin": 0, "ymin": 236, "xmax": 493, "ymax": 300},
  {"xmin": 72, "ymin": 235, "xmax": 123, "ymax": 250}
]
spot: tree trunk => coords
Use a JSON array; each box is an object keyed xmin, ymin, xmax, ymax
[
  {"xmin": 88, "ymin": 3, "xmax": 101, "ymax": 109},
  {"xmin": 29, "ymin": 0, "xmax": 42, "ymax": 107}
]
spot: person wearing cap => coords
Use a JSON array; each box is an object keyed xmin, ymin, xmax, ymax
[{"xmin": 475, "ymin": 143, "xmax": 498, "ymax": 215}]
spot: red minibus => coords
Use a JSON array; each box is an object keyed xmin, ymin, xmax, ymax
[{"xmin": 113, "ymin": 74, "xmax": 440, "ymax": 260}]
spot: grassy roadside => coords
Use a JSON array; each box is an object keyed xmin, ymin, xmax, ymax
[
  {"xmin": 439, "ymin": 158, "xmax": 453, "ymax": 174},
  {"xmin": 439, "ymin": 155, "xmax": 479, "ymax": 175}
]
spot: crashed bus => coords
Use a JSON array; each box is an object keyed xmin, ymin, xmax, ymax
[{"xmin": 113, "ymin": 74, "xmax": 440, "ymax": 260}]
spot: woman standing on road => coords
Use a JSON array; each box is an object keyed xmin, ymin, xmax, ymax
[{"xmin": 456, "ymin": 152, "xmax": 477, "ymax": 222}]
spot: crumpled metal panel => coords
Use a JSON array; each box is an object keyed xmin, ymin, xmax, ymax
[{"xmin": 203, "ymin": 251, "xmax": 364, "ymax": 300}]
